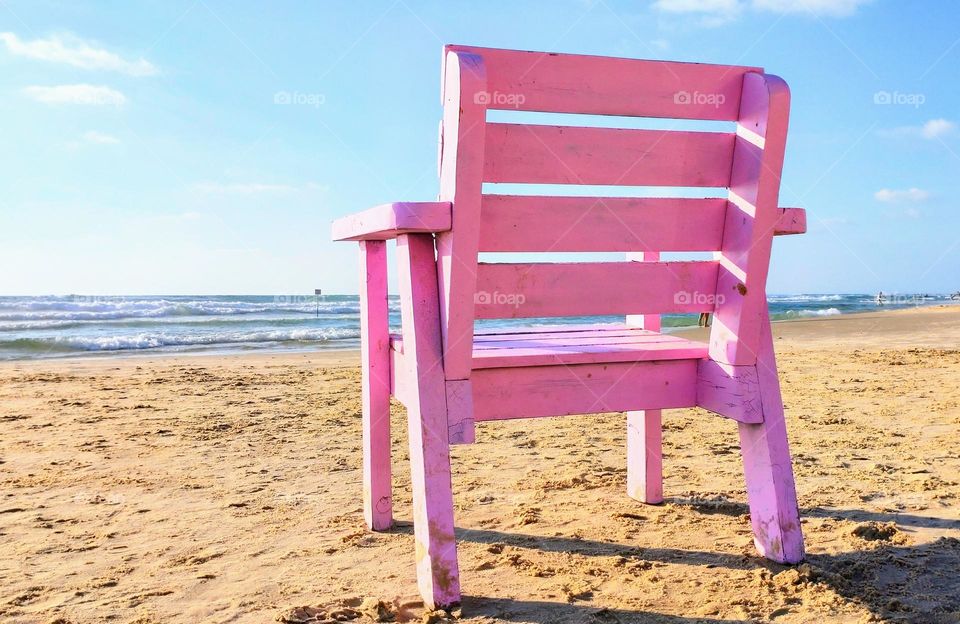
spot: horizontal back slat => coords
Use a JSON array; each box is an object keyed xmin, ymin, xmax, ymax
[
  {"xmin": 484, "ymin": 123, "xmax": 735, "ymax": 187},
  {"xmin": 445, "ymin": 45, "xmax": 759, "ymax": 120},
  {"xmin": 478, "ymin": 195, "xmax": 727, "ymax": 252},
  {"xmin": 474, "ymin": 261, "xmax": 719, "ymax": 319}
]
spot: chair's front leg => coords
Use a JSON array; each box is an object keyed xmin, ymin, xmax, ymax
[
  {"xmin": 359, "ymin": 240, "xmax": 392, "ymax": 531},
  {"xmin": 737, "ymin": 306, "xmax": 805, "ymax": 563},
  {"xmin": 396, "ymin": 234, "xmax": 460, "ymax": 609}
]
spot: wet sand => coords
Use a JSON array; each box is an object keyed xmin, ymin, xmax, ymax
[{"xmin": 2, "ymin": 306, "xmax": 959, "ymax": 623}]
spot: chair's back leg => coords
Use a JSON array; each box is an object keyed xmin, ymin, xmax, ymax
[
  {"xmin": 397, "ymin": 234, "xmax": 461, "ymax": 609},
  {"xmin": 737, "ymin": 307, "xmax": 805, "ymax": 563},
  {"xmin": 627, "ymin": 409, "xmax": 664, "ymax": 504},
  {"xmin": 359, "ymin": 240, "xmax": 393, "ymax": 531},
  {"xmin": 626, "ymin": 251, "xmax": 664, "ymax": 504}
]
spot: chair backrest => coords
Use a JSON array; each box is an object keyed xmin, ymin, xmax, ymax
[{"xmin": 435, "ymin": 45, "xmax": 791, "ymax": 379}]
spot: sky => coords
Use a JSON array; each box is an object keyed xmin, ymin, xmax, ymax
[{"xmin": 0, "ymin": 0, "xmax": 958, "ymax": 296}]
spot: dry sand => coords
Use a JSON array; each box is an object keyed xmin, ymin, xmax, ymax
[{"xmin": 2, "ymin": 306, "xmax": 959, "ymax": 624}]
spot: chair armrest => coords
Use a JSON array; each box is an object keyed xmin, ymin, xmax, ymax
[
  {"xmin": 331, "ymin": 201, "xmax": 452, "ymax": 241},
  {"xmin": 774, "ymin": 207, "xmax": 806, "ymax": 235}
]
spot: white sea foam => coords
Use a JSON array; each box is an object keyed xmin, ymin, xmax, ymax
[
  {"xmin": 795, "ymin": 308, "xmax": 842, "ymax": 317},
  {"xmin": 0, "ymin": 319, "xmax": 84, "ymax": 331},
  {"xmin": 0, "ymin": 298, "xmax": 361, "ymax": 321},
  {"xmin": 0, "ymin": 327, "xmax": 360, "ymax": 353},
  {"xmin": 768, "ymin": 294, "xmax": 846, "ymax": 302}
]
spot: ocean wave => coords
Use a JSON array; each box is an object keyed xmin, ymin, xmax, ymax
[
  {"xmin": 792, "ymin": 308, "xmax": 842, "ymax": 317},
  {"xmin": 0, "ymin": 319, "xmax": 88, "ymax": 331},
  {"xmin": 0, "ymin": 298, "xmax": 362, "ymax": 322},
  {"xmin": 0, "ymin": 314, "xmax": 363, "ymax": 332},
  {"xmin": 0, "ymin": 327, "xmax": 361, "ymax": 354},
  {"xmin": 768, "ymin": 294, "xmax": 846, "ymax": 302}
]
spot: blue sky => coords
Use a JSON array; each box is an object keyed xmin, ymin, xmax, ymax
[{"xmin": 0, "ymin": 0, "xmax": 958, "ymax": 295}]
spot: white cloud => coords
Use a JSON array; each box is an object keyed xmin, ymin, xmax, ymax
[
  {"xmin": 819, "ymin": 216, "xmax": 851, "ymax": 226},
  {"xmin": 162, "ymin": 211, "xmax": 203, "ymax": 222},
  {"xmin": 652, "ymin": 0, "xmax": 742, "ymax": 25},
  {"xmin": 82, "ymin": 131, "xmax": 120, "ymax": 145},
  {"xmin": 195, "ymin": 181, "xmax": 329, "ymax": 194},
  {"xmin": 23, "ymin": 84, "xmax": 126, "ymax": 107},
  {"xmin": 653, "ymin": 0, "xmax": 740, "ymax": 12},
  {"xmin": 651, "ymin": 0, "xmax": 868, "ymax": 24},
  {"xmin": 650, "ymin": 38, "xmax": 671, "ymax": 51},
  {"xmin": 921, "ymin": 118, "xmax": 957, "ymax": 139},
  {"xmin": 874, "ymin": 188, "xmax": 930, "ymax": 203},
  {"xmin": 194, "ymin": 182, "xmax": 298, "ymax": 194},
  {"xmin": 0, "ymin": 32, "xmax": 158, "ymax": 76},
  {"xmin": 752, "ymin": 0, "xmax": 871, "ymax": 17},
  {"xmin": 879, "ymin": 118, "xmax": 957, "ymax": 140}
]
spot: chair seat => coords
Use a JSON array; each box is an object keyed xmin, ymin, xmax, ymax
[{"xmin": 390, "ymin": 323, "xmax": 708, "ymax": 369}]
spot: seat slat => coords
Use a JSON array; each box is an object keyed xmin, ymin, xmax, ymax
[
  {"xmin": 391, "ymin": 324, "xmax": 708, "ymax": 369},
  {"xmin": 394, "ymin": 327, "xmax": 645, "ymax": 352},
  {"xmin": 484, "ymin": 123, "xmax": 734, "ymax": 188},
  {"xmin": 473, "ymin": 323, "xmax": 628, "ymax": 336},
  {"xmin": 445, "ymin": 45, "xmax": 759, "ymax": 120},
  {"xmin": 479, "ymin": 195, "xmax": 727, "ymax": 252},
  {"xmin": 473, "ymin": 334, "xmax": 689, "ymax": 351},
  {"xmin": 475, "ymin": 260, "xmax": 719, "ymax": 319},
  {"xmin": 472, "ymin": 341, "xmax": 707, "ymax": 368},
  {"xmin": 475, "ymin": 327, "xmax": 649, "ymax": 343}
]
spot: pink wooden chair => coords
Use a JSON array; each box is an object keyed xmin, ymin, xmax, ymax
[{"xmin": 332, "ymin": 45, "xmax": 807, "ymax": 609}]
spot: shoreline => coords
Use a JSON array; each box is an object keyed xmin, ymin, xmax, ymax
[{"xmin": 3, "ymin": 303, "xmax": 958, "ymax": 368}]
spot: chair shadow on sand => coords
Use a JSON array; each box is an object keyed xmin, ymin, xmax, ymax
[{"xmin": 390, "ymin": 504, "xmax": 960, "ymax": 624}]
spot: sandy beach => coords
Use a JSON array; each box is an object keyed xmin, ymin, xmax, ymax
[{"xmin": 2, "ymin": 306, "xmax": 959, "ymax": 624}]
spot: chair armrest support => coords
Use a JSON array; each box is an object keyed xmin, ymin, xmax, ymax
[
  {"xmin": 774, "ymin": 207, "xmax": 806, "ymax": 235},
  {"xmin": 331, "ymin": 201, "xmax": 452, "ymax": 241}
]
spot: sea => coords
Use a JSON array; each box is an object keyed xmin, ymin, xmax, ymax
[{"xmin": 0, "ymin": 293, "xmax": 954, "ymax": 361}]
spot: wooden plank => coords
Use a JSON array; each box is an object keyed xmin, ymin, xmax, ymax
[
  {"xmin": 392, "ymin": 330, "xmax": 708, "ymax": 368},
  {"xmin": 484, "ymin": 123, "xmax": 735, "ymax": 187},
  {"xmin": 473, "ymin": 323, "xmax": 627, "ymax": 336},
  {"xmin": 445, "ymin": 380, "xmax": 475, "ymax": 444},
  {"xmin": 472, "ymin": 359, "xmax": 698, "ymax": 421},
  {"xmin": 359, "ymin": 241, "xmax": 393, "ymax": 530},
  {"xmin": 474, "ymin": 260, "xmax": 719, "ymax": 318},
  {"xmin": 435, "ymin": 50, "xmax": 487, "ymax": 381},
  {"xmin": 709, "ymin": 72, "xmax": 791, "ymax": 366},
  {"xmin": 696, "ymin": 358, "xmax": 763, "ymax": 423},
  {"xmin": 473, "ymin": 328, "xmax": 680, "ymax": 347},
  {"xmin": 331, "ymin": 201, "xmax": 451, "ymax": 241},
  {"xmin": 774, "ymin": 207, "xmax": 806, "ymax": 235},
  {"xmin": 390, "ymin": 345, "xmax": 412, "ymax": 405},
  {"xmin": 626, "ymin": 250, "xmax": 664, "ymax": 504},
  {"xmin": 474, "ymin": 326, "xmax": 636, "ymax": 342},
  {"xmin": 395, "ymin": 327, "xmax": 642, "ymax": 353},
  {"xmin": 627, "ymin": 410, "xmax": 663, "ymax": 504},
  {"xmin": 478, "ymin": 195, "xmax": 727, "ymax": 252},
  {"xmin": 395, "ymin": 234, "xmax": 461, "ymax": 608},
  {"xmin": 626, "ymin": 251, "xmax": 663, "ymax": 331},
  {"xmin": 471, "ymin": 340, "xmax": 707, "ymax": 368},
  {"xmin": 737, "ymin": 306, "xmax": 805, "ymax": 563},
  {"xmin": 444, "ymin": 45, "xmax": 759, "ymax": 120}
]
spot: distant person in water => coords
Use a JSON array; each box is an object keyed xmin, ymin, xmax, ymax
[{"xmin": 876, "ymin": 291, "xmax": 886, "ymax": 305}]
